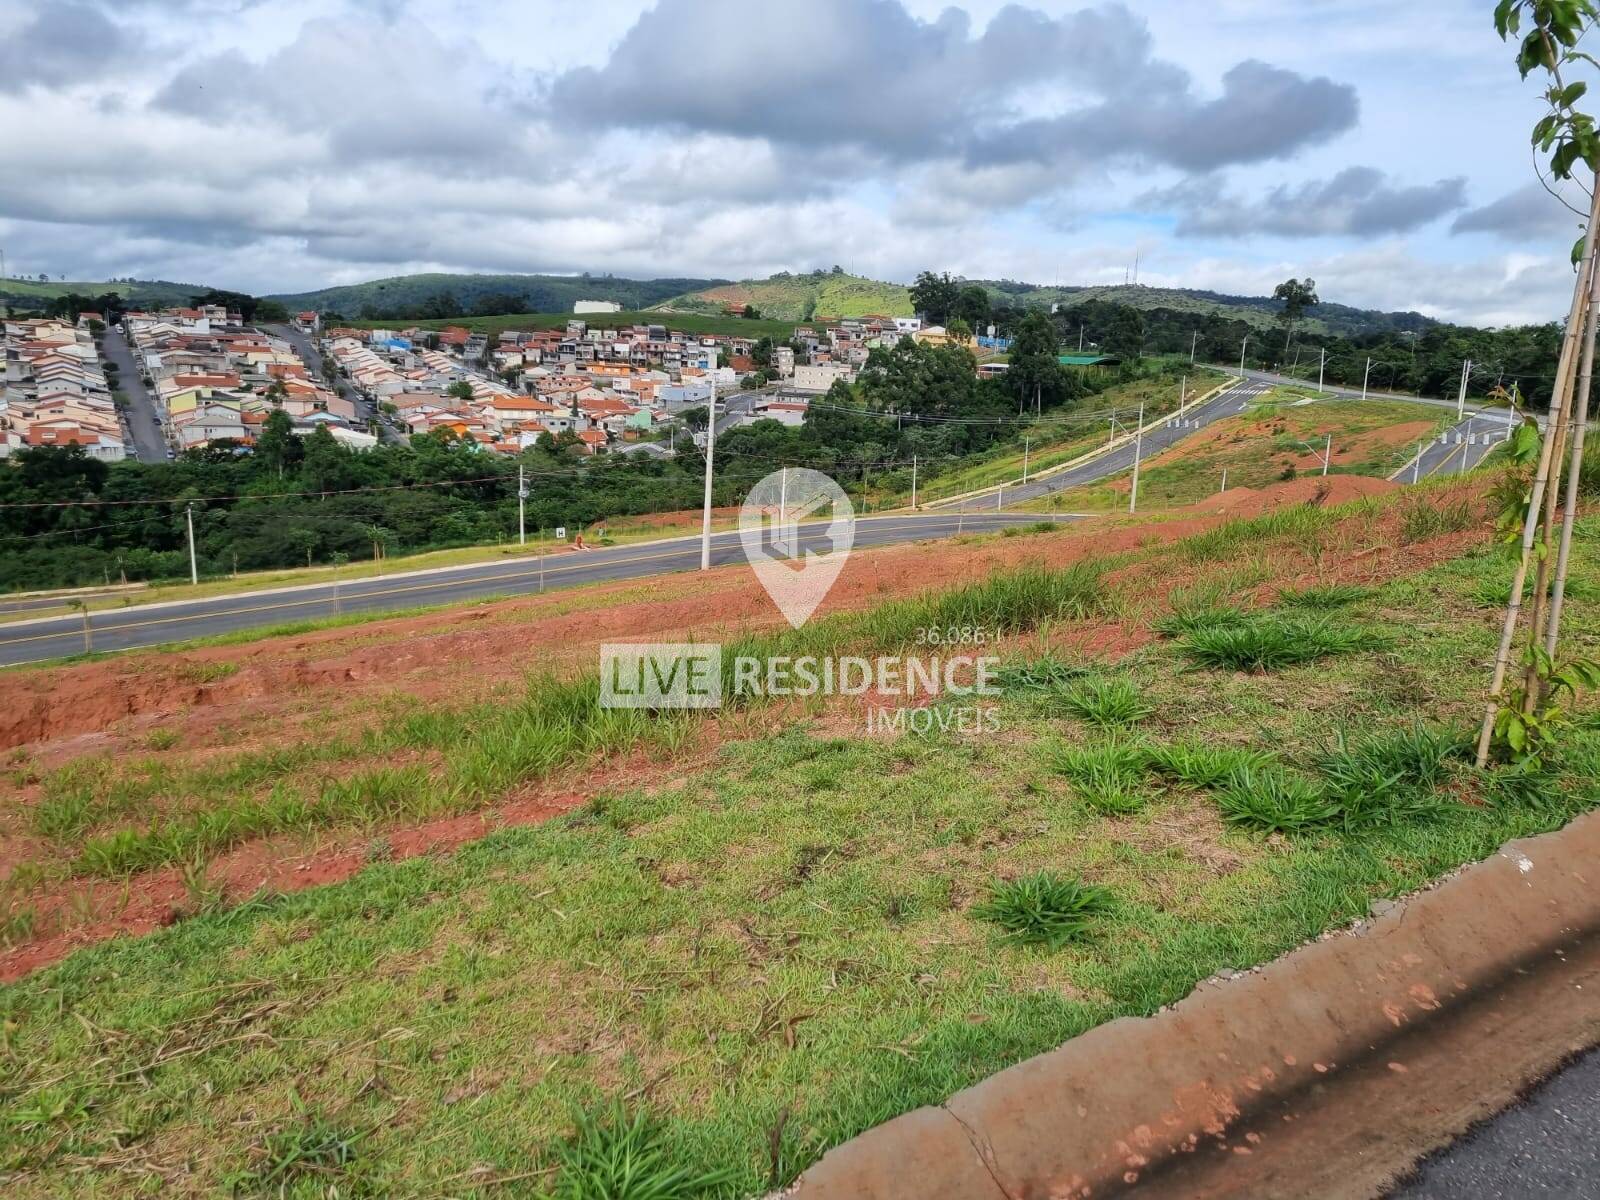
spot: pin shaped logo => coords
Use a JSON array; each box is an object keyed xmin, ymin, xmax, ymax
[{"xmin": 740, "ymin": 469, "xmax": 854, "ymax": 628}]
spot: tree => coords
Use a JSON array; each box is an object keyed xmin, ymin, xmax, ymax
[
  {"xmin": 955, "ymin": 284, "xmax": 992, "ymax": 330},
  {"xmin": 742, "ymin": 304, "xmax": 762, "ymax": 319},
  {"xmin": 1006, "ymin": 310, "xmax": 1077, "ymax": 413},
  {"xmin": 1272, "ymin": 278, "xmax": 1319, "ymax": 352},
  {"xmin": 256, "ymin": 408, "xmax": 298, "ymax": 477},
  {"xmin": 751, "ymin": 337, "xmax": 774, "ymax": 368},
  {"xmin": 946, "ymin": 317, "xmax": 973, "ymax": 346},
  {"xmin": 909, "ymin": 270, "xmax": 961, "ymax": 326},
  {"xmin": 1103, "ymin": 307, "xmax": 1146, "ymax": 359},
  {"xmin": 445, "ymin": 380, "xmax": 474, "ymax": 401}
]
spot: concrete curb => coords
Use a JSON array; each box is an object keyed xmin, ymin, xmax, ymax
[{"xmin": 780, "ymin": 810, "xmax": 1600, "ymax": 1200}]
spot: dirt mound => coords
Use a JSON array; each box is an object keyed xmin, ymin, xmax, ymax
[{"xmin": 1184, "ymin": 473, "xmax": 1399, "ymax": 516}]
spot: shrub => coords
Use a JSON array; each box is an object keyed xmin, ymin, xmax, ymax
[
  {"xmin": 1215, "ymin": 766, "xmax": 1339, "ymax": 834},
  {"xmin": 1060, "ymin": 677, "xmax": 1153, "ymax": 728},
  {"xmin": 971, "ymin": 871, "xmax": 1115, "ymax": 949},
  {"xmin": 1183, "ymin": 615, "xmax": 1377, "ymax": 672}
]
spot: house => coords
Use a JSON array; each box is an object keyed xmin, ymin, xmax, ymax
[
  {"xmin": 574, "ymin": 300, "xmax": 622, "ymax": 313},
  {"xmin": 791, "ymin": 363, "xmax": 854, "ymax": 392},
  {"xmin": 576, "ymin": 428, "xmax": 609, "ymax": 454},
  {"xmin": 294, "ymin": 311, "xmax": 321, "ymax": 333}
]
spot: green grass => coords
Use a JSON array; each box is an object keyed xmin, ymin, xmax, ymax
[
  {"xmin": 1277, "ymin": 583, "xmax": 1370, "ymax": 609},
  {"xmin": 970, "ymin": 872, "xmax": 1117, "ymax": 949},
  {"xmin": 1182, "ymin": 614, "xmax": 1379, "ymax": 672},
  {"xmin": 1, "ymin": 504, "xmax": 1596, "ymax": 1196},
  {"xmin": 1059, "ymin": 677, "xmax": 1153, "ymax": 728},
  {"xmin": 360, "ymin": 309, "xmax": 801, "ymax": 339}
]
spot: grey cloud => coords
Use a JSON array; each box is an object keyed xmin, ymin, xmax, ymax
[
  {"xmin": 551, "ymin": 1, "xmax": 1356, "ymax": 175},
  {"xmin": 1452, "ymin": 182, "xmax": 1585, "ymax": 241},
  {"xmin": 1146, "ymin": 167, "xmax": 1466, "ymax": 238},
  {"xmin": 0, "ymin": 1, "xmax": 138, "ymax": 93}
]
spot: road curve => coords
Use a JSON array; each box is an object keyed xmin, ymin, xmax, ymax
[{"xmin": 0, "ymin": 512, "xmax": 1074, "ymax": 667}]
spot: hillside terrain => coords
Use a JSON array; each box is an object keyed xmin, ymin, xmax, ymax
[
  {"xmin": 0, "ymin": 278, "xmax": 209, "ymax": 310},
  {"xmin": 270, "ymin": 272, "xmax": 725, "ymax": 318},
  {"xmin": 360, "ymin": 308, "xmax": 800, "ymax": 339},
  {"xmin": 979, "ymin": 280, "xmax": 1435, "ymax": 337},
  {"xmin": 657, "ymin": 270, "xmax": 913, "ymax": 320}
]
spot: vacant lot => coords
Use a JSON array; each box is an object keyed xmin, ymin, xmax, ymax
[{"xmin": 1, "ymin": 479, "xmax": 1596, "ymax": 1197}]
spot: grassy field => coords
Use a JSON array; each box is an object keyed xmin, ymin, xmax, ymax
[
  {"xmin": 2, "ymin": 486, "xmax": 1595, "ymax": 1196},
  {"xmin": 1031, "ymin": 397, "xmax": 1450, "ymax": 513},
  {"xmin": 661, "ymin": 273, "xmax": 913, "ymax": 322},
  {"xmin": 883, "ymin": 368, "xmax": 1229, "ymax": 507},
  {"xmin": 354, "ymin": 310, "xmax": 802, "ymax": 340},
  {"xmin": 0, "ymin": 278, "xmax": 205, "ymax": 309}
]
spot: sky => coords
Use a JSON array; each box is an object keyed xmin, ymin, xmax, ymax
[{"xmin": 0, "ymin": 0, "xmax": 1587, "ymax": 325}]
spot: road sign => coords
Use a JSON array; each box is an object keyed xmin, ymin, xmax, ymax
[{"xmin": 555, "ymin": 527, "xmax": 567, "ymax": 541}]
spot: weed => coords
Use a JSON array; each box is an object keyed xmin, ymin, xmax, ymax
[
  {"xmin": 1183, "ymin": 615, "xmax": 1378, "ymax": 672},
  {"xmin": 551, "ymin": 1102, "xmax": 732, "ymax": 1200},
  {"xmin": 991, "ymin": 653, "xmax": 1090, "ymax": 694},
  {"xmin": 178, "ymin": 856, "xmax": 226, "ymax": 918},
  {"xmin": 971, "ymin": 871, "xmax": 1115, "ymax": 949},
  {"xmin": 178, "ymin": 660, "xmax": 239, "ymax": 685},
  {"xmin": 1059, "ymin": 678, "xmax": 1153, "ymax": 728},
  {"xmin": 233, "ymin": 1101, "xmax": 366, "ymax": 1196},
  {"xmin": 1143, "ymin": 740, "xmax": 1274, "ymax": 788},
  {"xmin": 1, "ymin": 899, "xmax": 38, "ymax": 947},
  {"xmin": 1046, "ymin": 741, "xmax": 1149, "ymax": 814},
  {"xmin": 145, "ymin": 728, "xmax": 180, "ymax": 751},
  {"xmin": 1153, "ymin": 606, "xmax": 1250, "ymax": 637},
  {"xmin": 1400, "ymin": 498, "xmax": 1478, "ymax": 544},
  {"xmin": 1215, "ymin": 766, "xmax": 1339, "ymax": 834},
  {"xmin": 1278, "ymin": 583, "xmax": 1369, "ymax": 609}
]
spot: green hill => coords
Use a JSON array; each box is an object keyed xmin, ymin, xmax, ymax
[
  {"xmin": 974, "ymin": 281, "xmax": 1434, "ymax": 337},
  {"xmin": 0, "ymin": 278, "xmax": 210, "ymax": 310},
  {"xmin": 270, "ymin": 273, "xmax": 726, "ymax": 320},
  {"xmin": 657, "ymin": 271, "xmax": 913, "ymax": 321}
]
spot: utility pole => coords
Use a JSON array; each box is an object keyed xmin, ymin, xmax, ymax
[
  {"xmin": 1322, "ymin": 433, "xmax": 1332, "ymax": 476},
  {"xmin": 699, "ymin": 378, "xmax": 717, "ymax": 571},
  {"xmin": 910, "ymin": 456, "xmax": 917, "ymax": 510},
  {"xmin": 1239, "ymin": 336, "xmax": 1248, "ymax": 375},
  {"xmin": 1456, "ymin": 358, "xmax": 1471, "ymax": 419},
  {"xmin": 1128, "ymin": 402, "xmax": 1145, "ymax": 514},
  {"xmin": 1413, "ymin": 442, "xmax": 1423, "ymax": 483},
  {"xmin": 1022, "ymin": 437, "xmax": 1030, "ymax": 482},
  {"xmin": 185, "ymin": 503, "xmax": 198, "ymax": 585},
  {"xmin": 1179, "ymin": 375, "xmax": 1187, "ymax": 412},
  {"xmin": 1219, "ymin": 469, "xmax": 1227, "ymax": 494},
  {"xmin": 1318, "ymin": 347, "xmax": 1326, "ymax": 394},
  {"xmin": 517, "ymin": 464, "xmax": 527, "ymax": 546},
  {"xmin": 1078, "ymin": 326, "xmax": 1085, "ymax": 352},
  {"xmin": 1190, "ymin": 330, "xmax": 1198, "ymax": 364},
  {"xmin": 1361, "ymin": 356, "xmax": 1372, "ymax": 401}
]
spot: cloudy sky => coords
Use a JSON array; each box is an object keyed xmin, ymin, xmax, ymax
[{"xmin": 0, "ymin": 0, "xmax": 1586, "ymax": 324}]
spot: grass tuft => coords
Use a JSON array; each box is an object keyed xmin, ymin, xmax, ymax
[
  {"xmin": 232, "ymin": 1102, "xmax": 366, "ymax": 1196},
  {"xmin": 1046, "ymin": 740, "xmax": 1150, "ymax": 814},
  {"xmin": 1215, "ymin": 766, "xmax": 1339, "ymax": 834},
  {"xmin": 1399, "ymin": 498, "xmax": 1478, "ymax": 544},
  {"xmin": 991, "ymin": 652, "xmax": 1090, "ymax": 694},
  {"xmin": 1183, "ymin": 615, "xmax": 1378, "ymax": 672},
  {"xmin": 1143, "ymin": 740, "xmax": 1274, "ymax": 788},
  {"xmin": 551, "ymin": 1102, "xmax": 732, "ymax": 1200},
  {"xmin": 1153, "ymin": 606, "xmax": 1251, "ymax": 637},
  {"xmin": 1278, "ymin": 583, "xmax": 1369, "ymax": 609},
  {"xmin": 1059, "ymin": 677, "xmax": 1153, "ymax": 728},
  {"xmin": 970, "ymin": 871, "xmax": 1115, "ymax": 949}
]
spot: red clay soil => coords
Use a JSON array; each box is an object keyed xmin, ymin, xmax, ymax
[
  {"xmin": 0, "ymin": 478, "xmax": 1494, "ymax": 981},
  {"xmin": 1184, "ymin": 474, "xmax": 1398, "ymax": 515}
]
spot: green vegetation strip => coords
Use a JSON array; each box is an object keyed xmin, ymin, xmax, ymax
[{"xmin": 1, "ymin": 507, "xmax": 1596, "ymax": 1196}]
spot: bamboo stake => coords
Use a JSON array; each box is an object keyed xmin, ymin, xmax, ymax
[
  {"xmin": 1474, "ymin": 185, "xmax": 1600, "ymax": 767},
  {"xmin": 1542, "ymin": 216, "xmax": 1600, "ymax": 664},
  {"xmin": 1521, "ymin": 257, "xmax": 1590, "ymax": 708}
]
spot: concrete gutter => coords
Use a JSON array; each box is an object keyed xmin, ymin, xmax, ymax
[{"xmin": 781, "ymin": 810, "xmax": 1600, "ymax": 1200}]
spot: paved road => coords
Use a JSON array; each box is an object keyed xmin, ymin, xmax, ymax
[
  {"xmin": 1393, "ymin": 408, "xmax": 1515, "ymax": 481},
  {"xmin": 1389, "ymin": 1046, "xmax": 1600, "ymax": 1198},
  {"xmin": 266, "ymin": 323, "xmax": 397, "ymax": 441},
  {"xmin": 102, "ymin": 326, "xmax": 167, "ymax": 462},
  {"xmin": 0, "ymin": 512, "xmax": 1075, "ymax": 667},
  {"xmin": 939, "ymin": 378, "xmax": 1276, "ymax": 511},
  {"xmin": 1232, "ymin": 365, "xmax": 1487, "ymax": 416}
]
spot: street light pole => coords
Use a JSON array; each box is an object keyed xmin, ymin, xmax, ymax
[
  {"xmin": 910, "ymin": 456, "xmax": 917, "ymax": 510},
  {"xmin": 1361, "ymin": 357, "xmax": 1372, "ymax": 402},
  {"xmin": 1318, "ymin": 347, "xmax": 1326, "ymax": 394},
  {"xmin": 1239, "ymin": 336, "xmax": 1248, "ymax": 375},
  {"xmin": 1022, "ymin": 436, "xmax": 1030, "ymax": 483},
  {"xmin": 185, "ymin": 503, "xmax": 198, "ymax": 585},
  {"xmin": 700, "ymin": 377, "xmax": 717, "ymax": 571},
  {"xmin": 1128, "ymin": 402, "xmax": 1145, "ymax": 514},
  {"xmin": 1190, "ymin": 331, "xmax": 1198, "ymax": 365},
  {"xmin": 517, "ymin": 463, "xmax": 527, "ymax": 546},
  {"xmin": 1322, "ymin": 433, "xmax": 1332, "ymax": 476},
  {"xmin": 1457, "ymin": 358, "xmax": 1471, "ymax": 420}
]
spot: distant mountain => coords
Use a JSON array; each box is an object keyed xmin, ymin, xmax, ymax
[
  {"xmin": 269, "ymin": 272, "xmax": 727, "ymax": 319},
  {"xmin": 973, "ymin": 281, "xmax": 1436, "ymax": 337},
  {"xmin": 0, "ymin": 277, "xmax": 211, "ymax": 310},
  {"xmin": 656, "ymin": 271, "xmax": 914, "ymax": 321}
]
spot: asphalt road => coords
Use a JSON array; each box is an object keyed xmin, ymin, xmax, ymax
[
  {"xmin": 1233, "ymin": 365, "xmax": 1489, "ymax": 415},
  {"xmin": 1395, "ymin": 408, "xmax": 1515, "ymax": 481},
  {"xmin": 1389, "ymin": 1046, "xmax": 1600, "ymax": 1198},
  {"xmin": 266, "ymin": 323, "xmax": 396, "ymax": 441},
  {"xmin": 0, "ymin": 512, "xmax": 1074, "ymax": 667},
  {"xmin": 102, "ymin": 326, "xmax": 167, "ymax": 462},
  {"xmin": 940, "ymin": 378, "xmax": 1276, "ymax": 511}
]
